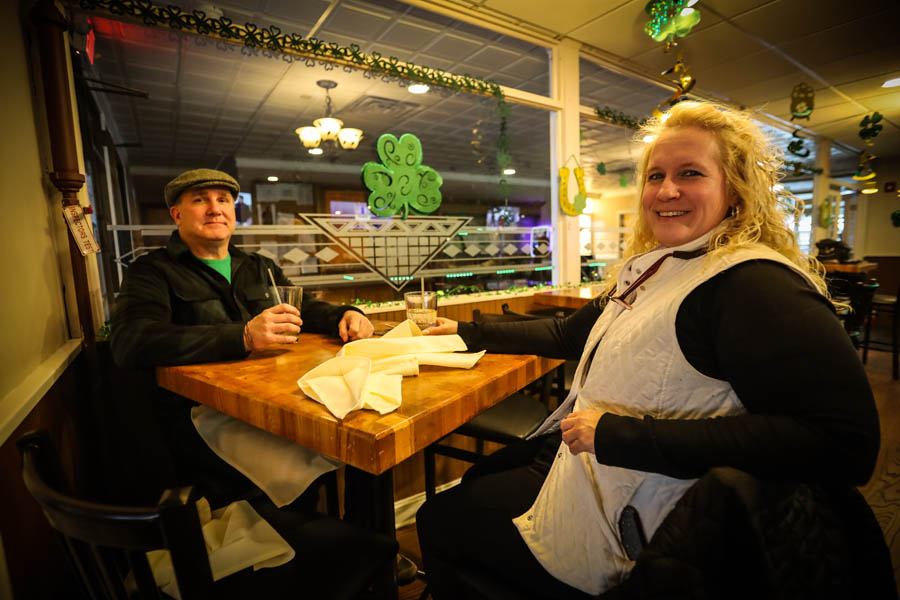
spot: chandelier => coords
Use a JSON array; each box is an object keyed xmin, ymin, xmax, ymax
[{"xmin": 295, "ymin": 80, "xmax": 363, "ymax": 154}]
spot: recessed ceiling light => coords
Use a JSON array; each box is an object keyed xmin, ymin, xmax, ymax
[
  {"xmin": 267, "ymin": 175, "xmax": 279, "ymax": 182},
  {"xmin": 503, "ymin": 168, "xmax": 516, "ymax": 175},
  {"xmin": 642, "ymin": 135, "xmax": 656, "ymax": 143},
  {"xmin": 882, "ymin": 77, "xmax": 900, "ymax": 88},
  {"xmin": 408, "ymin": 83, "xmax": 429, "ymax": 94},
  {"xmin": 861, "ymin": 186, "xmax": 878, "ymax": 194},
  {"xmin": 308, "ymin": 148, "xmax": 324, "ymax": 155}
]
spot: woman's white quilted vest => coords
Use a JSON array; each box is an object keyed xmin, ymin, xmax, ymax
[{"xmin": 513, "ymin": 240, "xmax": 815, "ymax": 595}]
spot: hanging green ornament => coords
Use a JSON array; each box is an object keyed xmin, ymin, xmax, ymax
[
  {"xmin": 859, "ymin": 112, "xmax": 883, "ymax": 146},
  {"xmin": 790, "ymin": 83, "xmax": 815, "ymax": 121},
  {"xmin": 653, "ymin": 49, "xmax": 696, "ymax": 118},
  {"xmin": 787, "ymin": 131, "xmax": 810, "ymax": 158},
  {"xmin": 619, "ymin": 174, "xmax": 629, "ymax": 187},
  {"xmin": 644, "ymin": 0, "xmax": 701, "ymax": 49},
  {"xmin": 597, "ymin": 162, "xmax": 607, "ymax": 175},
  {"xmin": 891, "ymin": 210, "xmax": 900, "ymax": 228}
]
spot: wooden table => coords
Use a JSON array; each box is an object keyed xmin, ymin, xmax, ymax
[
  {"xmin": 533, "ymin": 285, "xmax": 603, "ymax": 310},
  {"xmin": 156, "ymin": 331, "xmax": 562, "ymax": 596}
]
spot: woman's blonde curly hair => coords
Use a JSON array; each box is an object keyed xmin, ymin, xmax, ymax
[{"xmin": 601, "ymin": 100, "xmax": 827, "ymax": 299}]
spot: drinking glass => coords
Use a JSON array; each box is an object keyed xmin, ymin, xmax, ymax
[
  {"xmin": 275, "ymin": 286, "xmax": 303, "ymax": 315},
  {"xmin": 404, "ymin": 291, "xmax": 438, "ymax": 329}
]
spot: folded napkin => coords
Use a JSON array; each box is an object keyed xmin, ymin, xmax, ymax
[
  {"xmin": 147, "ymin": 497, "xmax": 294, "ymax": 599},
  {"xmin": 192, "ymin": 405, "xmax": 342, "ymax": 507},
  {"xmin": 298, "ymin": 320, "xmax": 485, "ymax": 419}
]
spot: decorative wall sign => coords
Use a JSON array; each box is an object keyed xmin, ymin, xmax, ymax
[
  {"xmin": 299, "ymin": 214, "xmax": 470, "ymax": 291},
  {"xmin": 361, "ymin": 134, "xmax": 442, "ymax": 219},
  {"xmin": 790, "ymin": 83, "xmax": 815, "ymax": 121}
]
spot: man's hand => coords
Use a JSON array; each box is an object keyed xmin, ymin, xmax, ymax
[
  {"xmin": 560, "ymin": 409, "xmax": 605, "ymax": 456},
  {"xmin": 339, "ymin": 310, "xmax": 374, "ymax": 342},
  {"xmin": 244, "ymin": 304, "xmax": 302, "ymax": 351},
  {"xmin": 423, "ymin": 317, "xmax": 458, "ymax": 335}
]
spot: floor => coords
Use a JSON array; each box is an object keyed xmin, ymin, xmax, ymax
[{"xmin": 394, "ymin": 348, "xmax": 900, "ymax": 599}]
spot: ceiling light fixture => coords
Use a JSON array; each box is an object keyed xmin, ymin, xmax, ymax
[
  {"xmin": 267, "ymin": 175, "xmax": 279, "ymax": 182},
  {"xmin": 861, "ymin": 186, "xmax": 878, "ymax": 195},
  {"xmin": 408, "ymin": 83, "xmax": 429, "ymax": 94},
  {"xmin": 295, "ymin": 80, "xmax": 363, "ymax": 152},
  {"xmin": 503, "ymin": 168, "xmax": 516, "ymax": 175},
  {"xmin": 308, "ymin": 148, "xmax": 324, "ymax": 155},
  {"xmin": 882, "ymin": 77, "xmax": 900, "ymax": 88}
]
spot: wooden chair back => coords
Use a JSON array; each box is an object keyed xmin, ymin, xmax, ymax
[{"xmin": 18, "ymin": 430, "xmax": 213, "ymax": 600}]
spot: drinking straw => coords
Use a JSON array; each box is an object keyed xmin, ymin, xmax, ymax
[{"xmin": 267, "ymin": 268, "xmax": 282, "ymax": 304}]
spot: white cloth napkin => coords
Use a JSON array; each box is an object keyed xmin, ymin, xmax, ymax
[
  {"xmin": 146, "ymin": 497, "xmax": 295, "ymax": 599},
  {"xmin": 298, "ymin": 320, "xmax": 485, "ymax": 419},
  {"xmin": 192, "ymin": 405, "xmax": 342, "ymax": 507}
]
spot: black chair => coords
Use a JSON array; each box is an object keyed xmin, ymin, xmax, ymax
[
  {"xmin": 831, "ymin": 279, "xmax": 879, "ymax": 349},
  {"xmin": 862, "ymin": 283, "xmax": 899, "ymax": 380},
  {"xmin": 423, "ymin": 304, "xmax": 567, "ymax": 499},
  {"xmin": 18, "ymin": 430, "xmax": 397, "ymax": 600}
]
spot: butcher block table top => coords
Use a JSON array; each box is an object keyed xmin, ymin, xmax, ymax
[{"xmin": 156, "ymin": 330, "xmax": 563, "ymax": 475}]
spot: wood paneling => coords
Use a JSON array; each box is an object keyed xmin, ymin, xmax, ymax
[{"xmin": 0, "ymin": 364, "xmax": 88, "ymax": 600}]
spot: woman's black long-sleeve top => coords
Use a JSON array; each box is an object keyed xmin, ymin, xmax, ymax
[{"xmin": 456, "ymin": 260, "xmax": 880, "ymax": 486}]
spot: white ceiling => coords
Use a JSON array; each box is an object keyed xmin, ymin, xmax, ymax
[
  {"xmin": 78, "ymin": 0, "xmax": 896, "ymax": 207},
  {"xmin": 478, "ymin": 0, "xmax": 900, "ymax": 163}
]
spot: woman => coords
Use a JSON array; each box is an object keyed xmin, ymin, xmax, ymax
[{"xmin": 415, "ymin": 101, "xmax": 879, "ymax": 598}]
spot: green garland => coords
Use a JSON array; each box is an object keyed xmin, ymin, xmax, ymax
[
  {"xmin": 78, "ymin": 0, "xmax": 510, "ymax": 191},
  {"xmin": 783, "ymin": 160, "xmax": 823, "ymax": 176},
  {"xmin": 595, "ymin": 106, "xmax": 647, "ymax": 130},
  {"xmin": 348, "ymin": 282, "xmax": 602, "ymax": 309}
]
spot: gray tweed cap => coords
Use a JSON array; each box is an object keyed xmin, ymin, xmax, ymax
[{"xmin": 164, "ymin": 168, "xmax": 240, "ymax": 207}]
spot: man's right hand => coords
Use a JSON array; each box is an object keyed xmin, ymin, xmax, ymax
[{"xmin": 244, "ymin": 304, "xmax": 303, "ymax": 351}]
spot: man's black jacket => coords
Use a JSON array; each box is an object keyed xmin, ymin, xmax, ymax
[{"xmin": 111, "ymin": 230, "xmax": 361, "ymax": 368}]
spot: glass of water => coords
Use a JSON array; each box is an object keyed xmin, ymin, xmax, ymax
[{"xmin": 404, "ymin": 291, "xmax": 438, "ymax": 330}]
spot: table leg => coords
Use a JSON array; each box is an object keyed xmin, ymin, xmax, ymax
[{"xmin": 345, "ymin": 466, "xmax": 398, "ymax": 599}]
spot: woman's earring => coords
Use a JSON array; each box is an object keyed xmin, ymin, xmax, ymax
[{"xmin": 727, "ymin": 204, "xmax": 740, "ymax": 219}]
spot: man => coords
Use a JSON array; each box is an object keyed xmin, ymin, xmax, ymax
[{"xmin": 110, "ymin": 168, "xmax": 374, "ymax": 505}]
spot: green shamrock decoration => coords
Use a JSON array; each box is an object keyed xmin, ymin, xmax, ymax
[{"xmin": 361, "ymin": 133, "xmax": 443, "ymax": 218}]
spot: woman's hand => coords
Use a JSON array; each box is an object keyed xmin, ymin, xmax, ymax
[
  {"xmin": 424, "ymin": 317, "xmax": 458, "ymax": 335},
  {"xmin": 560, "ymin": 409, "xmax": 605, "ymax": 455}
]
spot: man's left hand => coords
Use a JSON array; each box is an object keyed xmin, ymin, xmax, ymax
[
  {"xmin": 560, "ymin": 409, "xmax": 605, "ymax": 455},
  {"xmin": 339, "ymin": 310, "xmax": 374, "ymax": 342}
]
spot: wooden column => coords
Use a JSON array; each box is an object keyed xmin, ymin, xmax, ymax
[{"xmin": 31, "ymin": 0, "xmax": 94, "ymax": 347}]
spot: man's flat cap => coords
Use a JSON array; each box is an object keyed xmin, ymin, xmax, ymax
[{"xmin": 164, "ymin": 168, "xmax": 240, "ymax": 207}]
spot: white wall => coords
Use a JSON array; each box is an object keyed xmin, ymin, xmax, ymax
[
  {"xmin": 859, "ymin": 156, "xmax": 900, "ymax": 257},
  {"xmin": 0, "ymin": 1, "xmax": 82, "ymax": 444}
]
